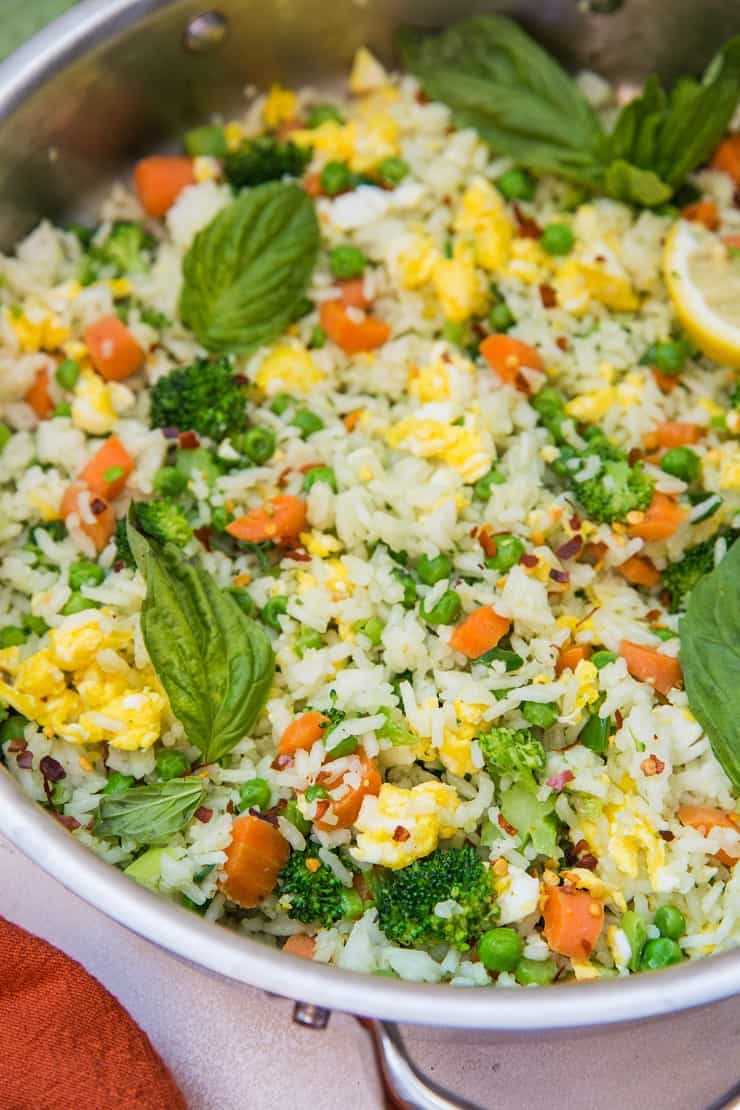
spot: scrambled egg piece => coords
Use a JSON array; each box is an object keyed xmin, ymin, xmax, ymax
[
  {"xmin": 263, "ymin": 84, "xmax": 298, "ymax": 129},
  {"xmin": 255, "ymin": 344, "xmax": 324, "ymax": 394},
  {"xmin": 291, "ymin": 99, "xmax": 399, "ymax": 173},
  {"xmin": 605, "ymin": 800, "xmax": 666, "ymax": 889},
  {"xmin": 72, "ymin": 368, "xmax": 117, "ymax": 434},
  {"xmin": 300, "ymin": 531, "xmax": 343, "ymax": 558},
  {"xmin": 504, "ymin": 239, "xmax": 552, "ymax": 285},
  {"xmin": 0, "ymin": 615, "xmax": 167, "ymax": 751},
  {"xmin": 408, "ymin": 358, "xmax": 473, "ymax": 404},
  {"xmin": 555, "ymin": 248, "xmax": 639, "ymax": 315},
  {"xmin": 565, "ymin": 373, "xmax": 644, "ymax": 423},
  {"xmin": 9, "ymin": 310, "xmax": 69, "ymax": 353},
  {"xmin": 431, "ymin": 241, "xmax": 488, "ymax": 322},
  {"xmin": 454, "ymin": 179, "xmax": 513, "ymax": 272},
  {"xmin": 351, "ymin": 781, "xmax": 460, "ymax": 869},
  {"xmin": 717, "ymin": 443, "xmax": 740, "ymax": 490},
  {"xmin": 397, "ymin": 234, "xmax": 439, "ymax": 290},
  {"xmin": 385, "ymin": 417, "xmax": 490, "ymax": 482},
  {"xmin": 349, "ymin": 47, "xmax": 389, "ymax": 94},
  {"xmin": 438, "ymin": 701, "xmax": 488, "ymax": 777}
]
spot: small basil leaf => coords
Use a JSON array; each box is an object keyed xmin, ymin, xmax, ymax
[
  {"xmin": 128, "ymin": 515, "xmax": 275, "ymax": 763},
  {"xmin": 680, "ymin": 537, "xmax": 740, "ymax": 791},
  {"xmin": 93, "ymin": 778, "xmax": 206, "ymax": 844},
  {"xmin": 602, "ymin": 160, "xmax": 672, "ymax": 207},
  {"xmin": 179, "ymin": 181, "xmax": 319, "ymax": 354}
]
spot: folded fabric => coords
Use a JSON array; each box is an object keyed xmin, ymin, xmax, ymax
[{"xmin": 0, "ymin": 916, "xmax": 186, "ymax": 1109}]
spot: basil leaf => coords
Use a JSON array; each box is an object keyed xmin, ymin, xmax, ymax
[
  {"xmin": 680, "ymin": 537, "xmax": 740, "ymax": 791},
  {"xmin": 128, "ymin": 518, "xmax": 275, "ymax": 763},
  {"xmin": 602, "ymin": 161, "xmax": 672, "ymax": 207},
  {"xmin": 93, "ymin": 778, "xmax": 206, "ymax": 844},
  {"xmin": 179, "ymin": 182, "xmax": 319, "ymax": 354},
  {"xmin": 398, "ymin": 16, "xmax": 606, "ymax": 186}
]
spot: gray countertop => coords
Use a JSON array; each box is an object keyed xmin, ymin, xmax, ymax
[{"xmin": 2, "ymin": 834, "xmax": 739, "ymax": 1109}]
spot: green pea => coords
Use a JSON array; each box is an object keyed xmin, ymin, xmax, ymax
[
  {"xmin": 223, "ymin": 587, "xmax": 256, "ymax": 617},
  {"xmin": 153, "ymin": 465, "xmax": 187, "ymax": 497},
  {"xmin": 262, "ymin": 596, "xmax": 289, "ymax": 630},
  {"xmin": 442, "ymin": 320, "xmax": 467, "ymax": 347},
  {"xmin": 485, "ymin": 534, "xmax": 524, "ymax": 573},
  {"xmin": 23, "ymin": 614, "xmax": 49, "ymax": 637},
  {"xmin": 488, "ymin": 302, "xmax": 516, "ymax": 332},
  {"xmin": 309, "ymin": 324, "xmax": 326, "ymax": 349},
  {"xmin": 579, "ymin": 709, "xmax": 611, "ymax": 754},
  {"xmin": 68, "ymin": 559, "xmax": 104, "ymax": 591},
  {"xmin": 621, "ymin": 910, "xmax": 648, "ymax": 971},
  {"xmin": 653, "ymin": 339, "xmax": 688, "ymax": 375},
  {"xmin": 0, "ymin": 714, "xmax": 28, "ymax": 744},
  {"xmin": 329, "ymin": 245, "xmax": 366, "ymax": 280},
  {"xmin": 308, "ymin": 103, "xmax": 344, "ymax": 128},
  {"xmin": 473, "ymin": 467, "xmax": 505, "ymax": 500},
  {"xmin": 320, "ymin": 161, "xmax": 353, "ymax": 196},
  {"xmin": 283, "ymin": 799, "xmax": 311, "ymax": 835},
  {"xmin": 340, "ymin": 888, "xmax": 365, "ymax": 919},
  {"xmin": 295, "ymin": 626, "xmax": 323, "ymax": 656},
  {"xmin": 238, "ymin": 777, "xmax": 271, "ymax": 812},
  {"xmin": 640, "ymin": 936, "xmax": 683, "ymax": 970},
  {"xmin": 420, "ymin": 589, "xmax": 462, "ymax": 626},
  {"xmin": 660, "ymin": 446, "xmax": 700, "ymax": 483},
  {"xmin": 103, "ymin": 771, "xmax": 135, "ymax": 796},
  {"xmin": 522, "ymin": 701, "xmax": 558, "ymax": 728},
  {"xmin": 377, "ymin": 156, "xmax": 409, "ymax": 187},
  {"xmin": 416, "ymin": 553, "xmax": 452, "ymax": 586},
  {"xmin": 514, "ymin": 957, "xmax": 558, "ymax": 985},
  {"xmin": 591, "ymin": 650, "xmax": 618, "ymax": 669},
  {"xmin": 654, "ymin": 904, "xmax": 686, "ymax": 940},
  {"xmin": 478, "ymin": 927, "xmax": 524, "ymax": 972},
  {"xmin": 61, "ymin": 592, "xmax": 101, "ymax": 616},
  {"xmin": 155, "ymin": 750, "xmax": 191, "ymax": 781},
  {"xmin": 242, "ymin": 426, "xmax": 276, "ymax": 465},
  {"xmin": 0, "ymin": 626, "xmax": 26, "ymax": 648},
  {"xmin": 354, "ymin": 616, "xmax": 384, "ymax": 645},
  {"xmin": 0, "ymin": 422, "xmax": 11, "ymax": 452},
  {"xmin": 326, "ymin": 734, "xmax": 359, "ymax": 759},
  {"xmin": 396, "ymin": 571, "xmax": 417, "ymax": 610},
  {"xmin": 270, "ymin": 392, "xmax": 294, "ymax": 416},
  {"xmin": 55, "ymin": 358, "xmax": 80, "ymax": 390},
  {"xmin": 304, "ymin": 784, "xmax": 330, "ymax": 802},
  {"xmin": 52, "ymin": 403, "xmax": 72, "ymax": 418},
  {"xmin": 496, "ymin": 169, "xmax": 535, "ymax": 201},
  {"xmin": 540, "ymin": 223, "xmax": 574, "ymax": 256},
  {"xmin": 303, "ymin": 466, "xmax": 337, "ymax": 493},
  {"xmin": 291, "ymin": 409, "xmax": 324, "ymax": 438},
  {"xmin": 210, "ymin": 506, "xmax": 232, "ymax": 532},
  {"xmin": 184, "ymin": 124, "xmax": 228, "ymax": 157}
]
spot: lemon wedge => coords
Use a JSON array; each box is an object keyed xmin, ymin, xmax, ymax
[{"xmin": 663, "ymin": 219, "xmax": 740, "ymax": 368}]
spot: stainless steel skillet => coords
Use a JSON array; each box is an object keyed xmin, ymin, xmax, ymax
[{"xmin": 0, "ymin": 2, "xmax": 738, "ymax": 1106}]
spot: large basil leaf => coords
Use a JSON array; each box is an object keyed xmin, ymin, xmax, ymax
[
  {"xmin": 179, "ymin": 181, "xmax": 319, "ymax": 354},
  {"xmin": 128, "ymin": 519, "xmax": 275, "ymax": 763},
  {"xmin": 93, "ymin": 778, "xmax": 206, "ymax": 844},
  {"xmin": 680, "ymin": 537, "xmax": 740, "ymax": 791}
]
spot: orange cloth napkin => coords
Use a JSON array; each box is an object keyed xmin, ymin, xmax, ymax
[{"xmin": 0, "ymin": 916, "xmax": 186, "ymax": 1109}]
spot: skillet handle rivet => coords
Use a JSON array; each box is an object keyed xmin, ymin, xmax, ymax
[
  {"xmin": 183, "ymin": 11, "xmax": 228, "ymax": 52},
  {"xmin": 292, "ymin": 1002, "xmax": 331, "ymax": 1029}
]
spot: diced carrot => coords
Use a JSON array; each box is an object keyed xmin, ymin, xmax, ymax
[
  {"xmin": 315, "ymin": 748, "xmax": 381, "ymax": 830},
  {"xmin": 85, "ymin": 316, "xmax": 145, "ymax": 382},
  {"xmin": 337, "ymin": 278, "xmax": 369, "ymax": 309},
  {"xmin": 134, "ymin": 156, "xmax": 196, "ymax": 218},
  {"xmin": 542, "ymin": 886, "xmax": 604, "ymax": 960},
  {"xmin": 342, "ymin": 409, "xmax": 364, "ymax": 432},
  {"xmin": 80, "ymin": 435, "xmax": 134, "ymax": 500},
  {"xmin": 555, "ymin": 643, "xmax": 592, "ymax": 676},
  {"xmin": 626, "ymin": 491, "xmax": 686, "ymax": 542},
  {"xmin": 651, "ymin": 367, "xmax": 679, "ymax": 394},
  {"xmin": 303, "ymin": 171, "xmax": 323, "ymax": 198},
  {"xmin": 319, "ymin": 300, "xmax": 390, "ymax": 355},
  {"xmin": 60, "ymin": 483, "xmax": 116, "ymax": 552},
  {"xmin": 283, "ymin": 934, "xmax": 317, "ymax": 959},
  {"xmin": 619, "ymin": 640, "xmax": 682, "ymax": 697},
  {"xmin": 681, "ymin": 200, "xmax": 719, "ymax": 230},
  {"xmin": 226, "ymin": 495, "xmax": 308, "ymax": 545},
  {"xmin": 710, "ymin": 134, "xmax": 740, "ymax": 184},
  {"xmin": 449, "ymin": 605, "xmax": 511, "ymax": 659},
  {"xmin": 678, "ymin": 804, "xmax": 739, "ymax": 866},
  {"xmin": 278, "ymin": 710, "xmax": 329, "ymax": 757},
  {"xmin": 25, "ymin": 368, "xmax": 54, "ymax": 420},
  {"xmin": 220, "ymin": 814, "xmax": 290, "ymax": 908},
  {"xmin": 479, "ymin": 335, "xmax": 543, "ymax": 393},
  {"xmin": 617, "ymin": 554, "xmax": 660, "ymax": 587},
  {"xmin": 643, "ymin": 422, "xmax": 703, "ymax": 451}
]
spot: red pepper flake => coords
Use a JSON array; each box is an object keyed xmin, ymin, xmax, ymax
[
  {"xmin": 16, "ymin": 750, "xmax": 33, "ymax": 769},
  {"xmin": 539, "ymin": 284, "xmax": 557, "ymax": 309},
  {"xmin": 315, "ymin": 800, "xmax": 330, "ymax": 822},
  {"xmin": 178, "ymin": 430, "xmax": 200, "ymax": 450},
  {"xmin": 498, "ymin": 814, "xmax": 518, "ymax": 836},
  {"xmin": 90, "ymin": 498, "xmax": 107, "ymax": 516},
  {"xmin": 7, "ymin": 738, "xmax": 26, "ymax": 753},
  {"xmin": 283, "ymin": 547, "xmax": 311, "ymax": 562},
  {"xmin": 640, "ymin": 753, "xmax": 665, "ymax": 777},
  {"xmin": 627, "ymin": 447, "xmax": 644, "ymax": 465},
  {"xmin": 520, "ymin": 553, "xmax": 538, "ymax": 568},
  {"xmin": 40, "ymin": 755, "xmax": 66, "ymax": 783},
  {"xmin": 556, "ymin": 536, "xmax": 583, "ymax": 560},
  {"xmin": 476, "ymin": 526, "xmax": 497, "ymax": 558},
  {"xmin": 232, "ymin": 373, "xmax": 249, "ymax": 386},
  {"xmin": 645, "ymin": 609, "xmax": 662, "ymax": 623},
  {"xmin": 277, "ymin": 467, "xmax": 293, "ymax": 486},
  {"xmin": 546, "ymin": 770, "xmax": 575, "ymax": 790},
  {"xmin": 193, "ymin": 526, "xmax": 212, "ymax": 550},
  {"xmin": 54, "ymin": 813, "xmax": 80, "ymax": 832},
  {"xmin": 194, "ymin": 806, "xmax": 213, "ymax": 823},
  {"xmin": 299, "ymin": 462, "xmax": 323, "ymax": 473},
  {"xmin": 569, "ymin": 514, "xmax": 581, "ymax": 531},
  {"xmin": 392, "ymin": 825, "xmax": 410, "ymax": 842},
  {"xmin": 226, "ymin": 799, "xmax": 235, "ymax": 814},
  {"xmin": 615, "ymin": 709, "xmax": 624, "ymax": 729},
  {"xmin": 549, "ymin": 568, "xmax": 570, "ymax": 585},
  {"xmin": 556, "ymin": 336, "xmax": 570, "ymax": 351},
  {"xmin": 571, "ymin": 839, "xmax": 598, "ymax": 870},
  {"xmin": 272, "ymin": 754, "xmax": 294, "ymax": 771},
  {"xmin": 659, "ymin": 829, "xmax": 675, "ymax": 842},
  {"xmin": 252, "ymin": 808, "xmax": 280, "ymax": 826},
  {"xmin": 512, "ymin": 203, "xmax": 541, "ymax": 239}
]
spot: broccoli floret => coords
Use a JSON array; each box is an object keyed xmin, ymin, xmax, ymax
[
  {"xmin": 477, "ymin": 726, "xmax": 546, "ymax": 785},
  {"xmin": 376, "ymin": 845, "xmax": 496, "ymax": 951},
  {"xmin": 276, "ymin": 849, "xmax": 348, "ymax": 927},
  {"xmin": 114, "ymin": 517, "xmax": 135, "ymax": 568},
  {"xmin": 223, "ymin": 137, "xmax": 312, "ymax": 189},
  {"xmin": 149, "ymin": 358, "xmax": 246, "ymax": 440},
  {"xmin": 662, "ymin": 531, "xmax": 738, "ymax": 611},
  {"xmin": 79, "ymin": 222, "xmax": 154, "ymax": 284},
  {"xmin": 136, "ymin": 501, "xmax": 193, "ymax": 547},
  {"xmin": 573, "ymin": 457, "xmax": 654, "ymax": 524}
]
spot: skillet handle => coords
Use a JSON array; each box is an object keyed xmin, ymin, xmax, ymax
[{"xmin": 356, "ymin": 1018, "xmax": 483, "ymax": 1110}]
